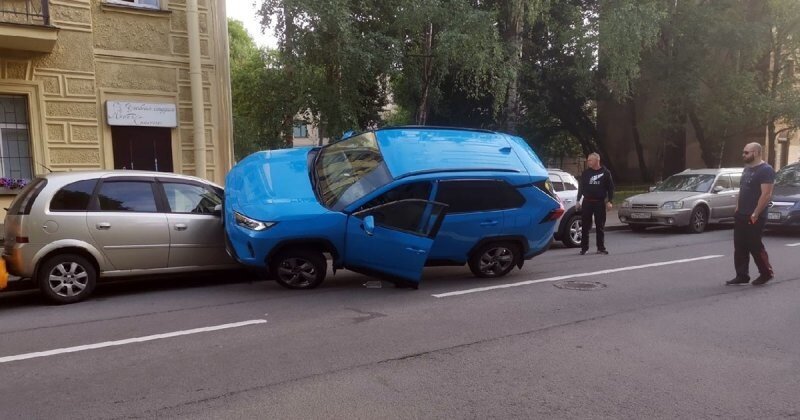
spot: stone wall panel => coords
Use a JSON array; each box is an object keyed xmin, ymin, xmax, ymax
[
  {"xmin": 50, "ymin": 148, "xmax": 102, "ymax": 165},
  {"xmin": 70, "ymin": 124, "xmax": 99, "ymax": 143},
  {"xmin": 32, "ymin": 31, "xmax": 95, "ymax": 72},
  {"xmin": 93, "ymin": 9, "xmax": 171, "ymax": 54},
  {"xmin": 96, "ymin": 61, "xmax": 178, "ymax": 92},
  {"xmin": 46, "ymin": 101, "xmax": 97, "ymax": 119},
  {"xmin": 65, "ymin": 77, "xmax": 96, "ymax": 97}
]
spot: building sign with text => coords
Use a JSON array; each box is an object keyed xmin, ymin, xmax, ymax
[{"xmin": 106, "ymin": 101, "xmax": 178, "ymax": 128}]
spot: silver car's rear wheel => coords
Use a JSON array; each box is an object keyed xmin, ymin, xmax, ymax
[
  {"xmin": 271, "ymin": 249, "xmax": 327, "ymax": 289},
  {"xmin": 468, "ymin": 241, "xmax": 520, "ymax": 278},
  {"xmin": 37, "ymin": 254, "xmax": 97, "ymax": 304}
]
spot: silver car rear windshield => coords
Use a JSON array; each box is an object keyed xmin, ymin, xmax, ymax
[
  {"xmin": 313, "ymin": 132, "xmax": 391, "ymax": 210},
  {"xmin": 655, "ymin": 174, "xmax": 715, "ymax": 193}
]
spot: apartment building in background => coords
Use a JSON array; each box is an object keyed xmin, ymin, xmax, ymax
[{"xmin": 0, "ymin": 0, "xmax": 233, "ymax": 216}]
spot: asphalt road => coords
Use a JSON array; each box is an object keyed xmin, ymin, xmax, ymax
[{"xmin": 1, "ymin": 225, "xmax": 799, "ymax": 419}]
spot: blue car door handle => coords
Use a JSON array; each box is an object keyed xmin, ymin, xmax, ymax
[
  {"xmin": 480, "ymin": 220, "xmax": 499, "ymax": 226},
  {"xmin": 405, "ymin": 247, "xmax": 426, "ymax": 255}
]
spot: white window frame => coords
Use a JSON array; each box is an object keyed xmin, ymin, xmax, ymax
[
  {"xmin": 105, "ymin": 0, "xmax": 161, "ymax": 10},
  {"xmin": 0, "ymin": 123, "xmax": 31, "ymax": 180}
]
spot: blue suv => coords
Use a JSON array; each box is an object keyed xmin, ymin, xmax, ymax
[{"xmin": 224, "ymin": 127, "xmax": 562, "ymax": 289}]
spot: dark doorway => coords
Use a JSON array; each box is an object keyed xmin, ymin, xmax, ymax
[{"xmin": 111, "ymin": 126, "xmax": 173, "ymax": 172}]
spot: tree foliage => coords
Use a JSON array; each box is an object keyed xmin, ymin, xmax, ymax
[{"xmin": 231, "ymin": 0, "xmax": 800, "ymax": 177}]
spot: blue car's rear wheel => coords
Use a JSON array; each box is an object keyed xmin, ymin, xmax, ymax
[
  {"xmin": 468, "ymin": 241, "xmax": 519, "ymax": 278},
  {"xmin": 271, "ymin": 249, "xmax": 327, "ymax": 289}
]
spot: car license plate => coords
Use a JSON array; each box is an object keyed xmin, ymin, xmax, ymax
[
  {"xmin": 630, "ymin": 212, "xmax": 651, "ymax": 219},
  {"xmin": 768, "ymin": 212, "xmax": 781, "ymax": 220}
]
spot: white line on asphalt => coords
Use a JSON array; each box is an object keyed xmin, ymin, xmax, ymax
[
  {"xmin": 432, "ymin": 255, "xmax": 725, "ymax": 298},
  {"xmin": 786, "ymin": 243, "xmax": 800, "ymax": 247},
  {"xmin": 0, "ymin": 319, "xmax": 267, "ymax": 364}
]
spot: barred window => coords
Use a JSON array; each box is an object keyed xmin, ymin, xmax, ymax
[
  {"xmin": 0, "ymin": 95, "xmax": 33, "ymax": 180},
  {"xmin": 106, "ymin": 0, "xmax": 160, "ymax": 9}
]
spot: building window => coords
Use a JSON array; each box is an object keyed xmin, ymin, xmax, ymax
[
  {"xmin": 106, "ymin": 0, "xmax": 160, "ymax": 10},
  {"xmin": 293, "ymin": 122, "xmax": 309, "ymax": 138},
  {"xmin": 0, "ymin": 95, "xmax": 33, "ymax": 181}
]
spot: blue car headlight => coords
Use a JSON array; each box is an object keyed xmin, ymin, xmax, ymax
[
  {"xmin": 234, "ymin": 211, "xmax": 276, "ymax": 231},
  {"xmin": 661, "ymin": 201, "xmax": 684, "ymax": 210}
]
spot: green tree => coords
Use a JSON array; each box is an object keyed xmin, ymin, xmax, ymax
[{"xmin": 228, "ymin": 19, "xmax": 289, "ymax": 158}]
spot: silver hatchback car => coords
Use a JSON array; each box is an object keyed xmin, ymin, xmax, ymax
[
  {"xmin": 3, "ymin": 171, "xmax": 238, "ymax": 304},
  {"xmin": 618, "ymin": 168, "xmax": 743, "ymax": 233}
]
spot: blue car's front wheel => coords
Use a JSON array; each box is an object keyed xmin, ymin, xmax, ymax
[{"xmin": 271, "ymin": 248, "xmax": 327, "ymax": 289}]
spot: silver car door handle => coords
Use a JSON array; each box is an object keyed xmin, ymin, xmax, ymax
[
  {"xmin": 96, "ymin": 222, "xmax": 111, "ymax": 230},
  {"xmin": 563, "ymin": 199, "xmax": 573, "ymax": 203},
  {"xmin": 174, "ymin": 223, "xmax": 188, "ymax": 231},
  {"xmin": 405, "ymin": 247, "xmax": 426, "ymax": 255}
]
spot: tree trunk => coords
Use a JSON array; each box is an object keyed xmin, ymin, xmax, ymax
[
  {"xmin": 662, "ymin": 97, "xmax": 686, "ymax": 177},
  {"xmin": 500, "ymin": 0, "xmax": 524, "ymax": 134},
  {"xmin": 281, "ymin": 5, "xmax": 296, "ymax": 148},
  {"xmin": 627, "ymin": 99, "xmax": 651, "ymax": 182},
  {"xmin": 688, "ymin": 107, "xmax": 718, "ymax": 168},
  {"xmin": 415, "ymin": 23, "xmax": 434, "ymax": 125}
]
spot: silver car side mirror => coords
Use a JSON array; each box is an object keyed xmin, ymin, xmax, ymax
[{"xmin": 712, "ymin": 186, "xmax": 724, "ymax": 193}]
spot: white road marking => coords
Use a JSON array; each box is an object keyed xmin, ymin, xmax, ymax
[
  {"xmin": 432, "ymin": 255, "xmax": 725, "ymax": 298},
  {"xmin": 0, "ymin": 319, "xmax": 267, "ymax": 364},
  {"xmin": 786, "ymin": 243, "xmax": 800, "ymax": 247}
]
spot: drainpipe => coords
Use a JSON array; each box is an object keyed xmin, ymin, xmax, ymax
[{"xmin": 187, "ymin": 0, "xmax": 206, "ymax": 178}]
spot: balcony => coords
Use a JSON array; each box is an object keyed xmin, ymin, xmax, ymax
[{"xmin": 0, "ymin": 0, "xmax": 58, "ymax": 53}]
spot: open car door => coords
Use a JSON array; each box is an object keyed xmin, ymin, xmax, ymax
[{"xmin": 345, "ymin": 199, "xmax": 447, "ymax": 287}]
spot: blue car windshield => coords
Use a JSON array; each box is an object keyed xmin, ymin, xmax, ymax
[
  {"xmin": 655, "ymin": 174, "xmax": 715, "ymax": 192},
  {"xmin": 314, "ymin": 132, "xmax": 391, "ymax": 209}
]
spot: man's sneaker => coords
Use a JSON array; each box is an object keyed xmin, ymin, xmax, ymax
[
  {"xmin": 751, "ymin": 274, "xmax": 773, "ymax": 286},
  {"xmin": 597, "ymin": 250, "xmax": 609, "ymax": 255},
  {"xmin": 579, "ymin": 250, "xmax": 587, "ymax": 255},
  {"xmin": 725, "ymin": 277, "xmax": 750, "ymax": 286}
]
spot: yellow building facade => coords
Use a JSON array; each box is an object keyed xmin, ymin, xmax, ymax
[{"xmin": 0, "ymin": 0, "xmax": 233, "ymax": 216}]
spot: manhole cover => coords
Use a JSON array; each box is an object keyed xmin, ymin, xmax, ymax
[{"xmin": 553, "ymin": 281, "xmax": 607, "ymax": 291}]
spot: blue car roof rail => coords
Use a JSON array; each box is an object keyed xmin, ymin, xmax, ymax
[
  {"xmin": 378, "ymin": 125, "xmax": 497, "ymax": 134},
  {"xmin": 395, "ymin": 168, "xmax": 520, "ymax": 180}
]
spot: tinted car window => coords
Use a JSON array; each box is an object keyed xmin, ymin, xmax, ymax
[
  {"xmin": 775, "ymin": 164, "xmax": 800, "ymax": 186},
  {"xmin": 436, "ymin": 180, "xmax": 524, "ymax": 213},
  {"xmin": 548, "ymin": 174, "xmax": 564, "ymax": 192},
  {"xmin": 730, "ymin": 174, "xmax": 742, "ymax": 188},
  {"xmin": 163, "ymin": 182, "xmax": 221, "ymax": 214},
  {"xmin": 50, "ymin": 179, "xmax": 97, "ymax": 212},
  {"xmin": 714, "ymin": 175, "xmax": 732, "ymax": 190},
  {"xmin": 563, "ymin": 174, "xmax": 578, "ymax": 190},
  {"xmin": 360, "ymin": 182, "xmax": 432, "ymax": 211},
  {"xmin": 97, "ymin": 181, "xmax": 157, "ymax": 212},
  {"xmin": 358, "ymin": 199, "xmax": 445, "ymax": 237},
  {"xmin": 6, "ymin": 178, "xmax": 46, "ymax": 215}
]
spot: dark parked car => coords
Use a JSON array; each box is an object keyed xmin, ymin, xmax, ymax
[{"xmin": 766, "ymin": 161, "xmax": 800, "ymax": 228}]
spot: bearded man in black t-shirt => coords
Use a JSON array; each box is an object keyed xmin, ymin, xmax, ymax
[
  {"xmin": 576, "ymin": 152, "xmax": 615, "ymax": 255},
  {"xmin": 726, "ymin": 142, "xmax": 775, "ymax": 286}
]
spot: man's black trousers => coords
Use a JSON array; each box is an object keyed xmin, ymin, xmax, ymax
[
  {"xmin": 733, "ymin": 215, "xmax": 773, "ymax": 279},
  {"xmin": 581, "ymin": 200, "xmax": 606, "ymax": 252}
]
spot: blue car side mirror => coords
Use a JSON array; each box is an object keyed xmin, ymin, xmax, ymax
[{"xmin": 363, "ymin": 215, "xmax": 375, "ymax": 236}]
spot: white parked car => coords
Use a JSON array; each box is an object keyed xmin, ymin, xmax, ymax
[{"xmin": 548, "ymin": 169, "xmax": 581, "ymax": 247}]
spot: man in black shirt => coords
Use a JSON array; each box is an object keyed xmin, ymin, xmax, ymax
[
  {"xmin": 726, "ymin": 142, "xmax": 775, "ymax": 286},
  {"xmin": 576, "ymin": 152, "xmax": 615, "ymax": 255}
]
